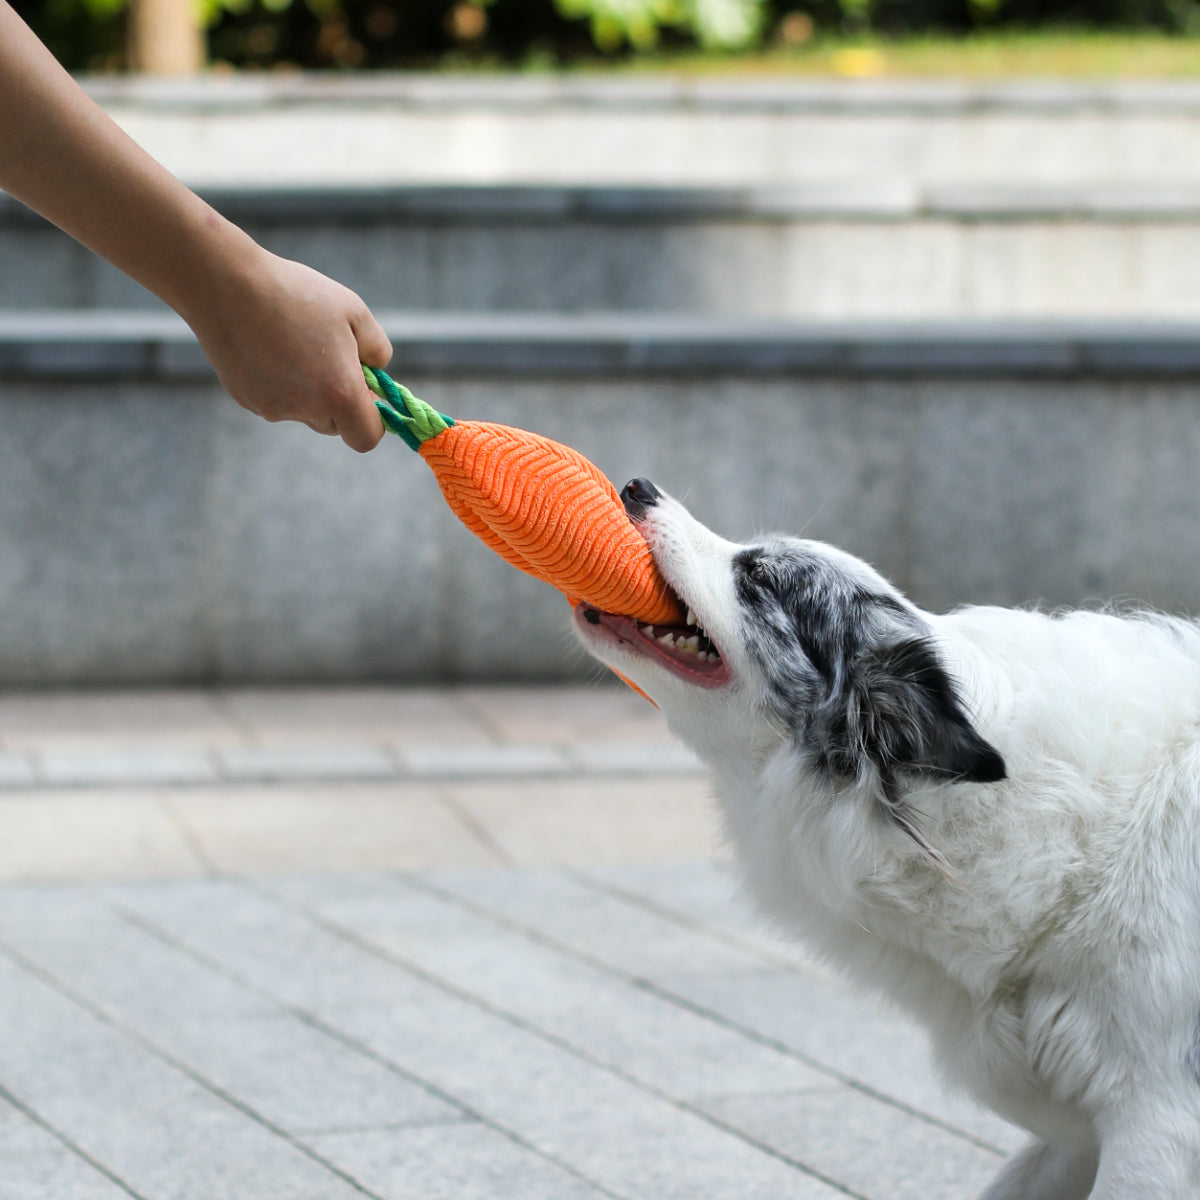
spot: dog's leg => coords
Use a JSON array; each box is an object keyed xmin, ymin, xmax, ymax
[
  {"xmin": 1087, "ymin": 1115, "xmax": 1200, "ymax": 1200},
  {"xmin": 979, "ymin": 1139, "xmax": 1098, "ymax": 1200}
]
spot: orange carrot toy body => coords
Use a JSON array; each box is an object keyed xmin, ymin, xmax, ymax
[{"xmin": 364, "ymin": 367, "xmax": 684, "ymax": 628}]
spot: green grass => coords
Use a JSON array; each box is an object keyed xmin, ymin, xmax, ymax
[{"xmin": 558, "ymin": 28, "xmax": 1200, "ymax": 80}]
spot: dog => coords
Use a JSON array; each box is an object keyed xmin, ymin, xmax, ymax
[{"xmin": 573, "ymin": 477, "xmax": 1200, "ymax": 1200}]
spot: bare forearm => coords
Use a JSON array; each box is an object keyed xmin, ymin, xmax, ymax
[{"xmin": 0, "ymin": 2, "xmax": 251, "ymax": 319}]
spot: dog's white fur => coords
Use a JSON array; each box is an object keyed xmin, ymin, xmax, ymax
[{"xmin": 575, "ymin": 488, "xmax": 1200, "ymax": 1200}]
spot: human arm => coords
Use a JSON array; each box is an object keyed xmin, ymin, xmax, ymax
[{"xmin": 0, "ymin": 2, "xmax": 391, "ymax": 451}]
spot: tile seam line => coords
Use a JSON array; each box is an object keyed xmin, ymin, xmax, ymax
[
  {"xmin": 406, "ymin": 871, "xmax": 1008, "ymax": 1159},
  {"xmin": 158, "ymin": 790, "xmax": 224, "ymax": 878},
  {"xmin": 208, "ymin": 686, "xmax": 259, "ymax": 744},
  {"xmin": 111, "ymin": 899, "xmax": 627, "ymax": 1200},
  {"xmin": 246, "ymin": 876, "xmax": 873, "ymax": 1200},
  {"xmin": 433, "ymin": 782, "xmax": 519, "ymax": 868},
  {"xmin": 0, "ymin": 1080, "xmax": 147, "ymax": 1200},
  {"xmin": 0, "ymin": 937, "xmax": 389, "ymax": 1200}
]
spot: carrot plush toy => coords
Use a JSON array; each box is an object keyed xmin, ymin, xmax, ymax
[{"xmin": 364, "ymin": 366, "xmax": 684, "ymax": 632}]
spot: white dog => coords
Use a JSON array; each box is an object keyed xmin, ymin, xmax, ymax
[{"xmin": 574, "ymin": 478, "xmax": 1200, "ymax": 1200}]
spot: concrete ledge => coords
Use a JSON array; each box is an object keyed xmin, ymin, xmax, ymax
[
  {"xmin": 0, "ymin": 311, "xmax": 202, "ymax": 376},
  {"xmin": 80, "ymin": 73, "xmax": 1200, "ymax": 115},
  {"xmin": 16, "ymin": 182, "xmax": 1200, "ymax": 227},
  {"xmin": 73, "ymin": 74, "xmax": 1200, "ymax": 194},
  {"xmin": 14, "ymin": 187, "xmax": 1200, "ymax": 320},
  {"xmin": 4, "ymin": 311, "xmax": 1200, "ymax": 379}
]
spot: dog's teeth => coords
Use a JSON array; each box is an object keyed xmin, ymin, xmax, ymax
[
  {"xmin": 640, "ymin": 624, "xmax": 655, "ymax": 635},
  {"xmin": 658, "ymin": 632, "xmax": 676, "ymax": 647},
  {"xmin": 686, "ymin": 608, "xmax": 697, "ymax": 627},
  {"xmin": 681, "ymin": 636, "xmax": 700, "ymax": 654}
]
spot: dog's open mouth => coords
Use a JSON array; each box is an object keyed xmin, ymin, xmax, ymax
[{"xmin": 575, "ymin": 597, "xmax": 730, "ymax": 688}]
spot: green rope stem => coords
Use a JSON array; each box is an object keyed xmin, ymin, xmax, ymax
[{"xmin": 363, "ymin": 366, "xmax": 455, "ymax": 453}]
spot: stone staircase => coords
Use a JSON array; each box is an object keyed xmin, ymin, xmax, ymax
[{"xmin": 4, "ymin": 77, "xmax": 1200, "ymax": 684}]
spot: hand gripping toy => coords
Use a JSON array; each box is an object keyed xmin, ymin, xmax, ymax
[{"xmin": 365, "ymin": 367, "xmax": 685, "ymax": 632}]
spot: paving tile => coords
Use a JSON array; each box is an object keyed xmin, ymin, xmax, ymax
[
  {"xmin": 697, "ymin": 1086, "xmax": 1004, "ymax": 1200},
  {"xmin": 0, "ymin": 954, "xmax": 372, "ymax": 1200},
  {"xmin": 0, "ymin": 889, "xmax": 458, "ymax": 1139},
  {"xmin": 322, "ymin": 988, "xmax": 845, "ymax": 1200},
  {"xmin": 37, "ymin": 748, "xmax": 218, "ymax": 787},
  {"xmin": 0, "ymin": 793, "xmax": 204, "ymax": 883},
  {"xmin": 0, "ymin": 1098, "xmax": 133, "ymax": 1200},
  {"xmin": 0, "ymin": 886, "xmax": 270, "ymax": 1030},
  {"xmin": 217, "ymin": 687, "xmax": 491, "ymax": 747},
  {"xmin": 308, "ymin": 1119, "xmax": 611, "ymax": 1200},
  {"xmin": 166, "ymin": 782, "xmax": 502, "ymax": 873},
  {"xmin": 425, "ymin": 865, "xmax": 1023, "ymax": 1153},
  {"xmin": 107, "ymin": 878, "xmax": 426, "ymax": 1013},
  {"xmin": 424, "ymin": 864, "xmax": 763, "ymax": 977},
  {"xmin": 445, "ymin": 776, "xmax": 719, "ymax": 867},
  {"xmin": 162, "ymin": 1012, "xmax": 462, "ymax": 1136},
  {"xmin": 0, "ymin": 690, "xmax": 235, "ymax": 748},
  {"xmin": 455, "ymin": 683, "xmax": 669, "ymax": 745},
  {"xmin": 581, "ymin": 859, "xmax": 832, "ymax": 968},
  {"xmin": 215, "ymin": 744, "xmax": 395, "ymax": 783},
  {"xmin": 127, "ymin": 1014, "xmax": 401, "ymax": 1133},
  {"xmin": 110, "ymin": 879, "xmax": 845, "ymax": 1200},
  {"xmin": 265, "ymin": 873, "xmax": 829, "ymax": 1102},
  {"xmin": 669, "ymin": 968, "xmax": 1024, "ymax": 1154}
]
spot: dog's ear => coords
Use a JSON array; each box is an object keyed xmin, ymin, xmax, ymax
[{"xmin": 823, "ymin": 637, "xmax": 1005, "ymax": 788}]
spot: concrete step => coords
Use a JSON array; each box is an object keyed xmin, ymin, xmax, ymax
[
  {"xmin": 3, "ymin": 309, "xmax": 1200, "ymax": 685},
  {"xmin": 85, "ymin": 75, "xmax": 1200, "ymax": 189},
  {"xmin": 9, "ymin": 181, "xmax": 1200, "ymax": 319}
]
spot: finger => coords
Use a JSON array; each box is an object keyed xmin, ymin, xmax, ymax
[
  {"xmin": 305, "ymin": 418, "xmax": 338, "ymax": 436},
  {"xmin": 336, "ymin": 409, "xmax": 386, "ymax": 453},
  {"xmin": 351, "ymin": 307, "xmax": 392, "ymax": 369},
  {"xmin": 331, "ymin": 384, "xmax": 386, "ymax": 454}
]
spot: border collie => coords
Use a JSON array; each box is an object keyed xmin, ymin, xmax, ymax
[{"xmin": 574, "ymin": 478, "xmax": 1200, "ymax": 1200}]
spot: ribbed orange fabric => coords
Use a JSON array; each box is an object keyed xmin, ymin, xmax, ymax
[{"xmin": 419, "ymin": 422, "xmax": 685, "ymax": 627}]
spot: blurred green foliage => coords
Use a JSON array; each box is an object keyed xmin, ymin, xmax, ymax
[
  {"xmin": 14, "ymin": 0, "xmax": 1200, "ymax": 71},
  {"xmin": 554, "ymin": 0, "xmax": 763, "ymax": 51}
]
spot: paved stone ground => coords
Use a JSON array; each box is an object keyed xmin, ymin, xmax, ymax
[{"xmin": 0, "ymin": 685, "xmax": 1023, "ymax": 1199}]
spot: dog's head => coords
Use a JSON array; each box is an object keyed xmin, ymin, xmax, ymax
[{"xmin": 575, "ymin": 480, "xmax": 1004, "ymax": 825}]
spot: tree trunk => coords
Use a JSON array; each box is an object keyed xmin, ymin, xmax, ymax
[{"xmin": 127, "ymin": 0, "xmax": 205, "ymax": 74}]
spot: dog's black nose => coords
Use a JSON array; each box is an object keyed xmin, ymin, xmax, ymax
[{"xmin": 621, "ymin": 478, "xmax": 660, "ymax": 516}]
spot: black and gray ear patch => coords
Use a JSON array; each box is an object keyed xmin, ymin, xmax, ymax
[{"xmin": 821, "ymin": 636, "xmax": 1006, "ymax": 790}]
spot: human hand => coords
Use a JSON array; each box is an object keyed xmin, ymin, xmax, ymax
[
  {"xmin": 185, "ymin": 241, "xmax": 393, "ymax": 453},
  {"xmin": 0, "ymin": 3, "xmax": 391, "ymax": 451}
]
